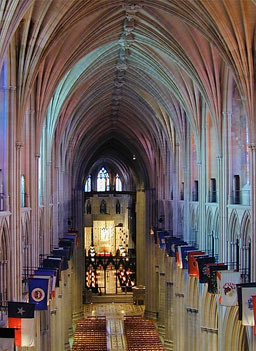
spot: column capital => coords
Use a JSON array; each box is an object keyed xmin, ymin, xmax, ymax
[
  {"xmin": 35, "ymin": 153, "xmax": 40, "ymax": 159},
  {"xmin": 16, "ymin": 141, "xmax": 24, "ymax": 149},
  {"xmin": 248, "ymin": 143, "xmax": 256, "ymax": 150},
  {"xmin": 216, "ymin": 154, "xmax": 223, "ymax": 159},
  {"xmin": 222, "ymin": 111, "xmax": 232, "ymax": 117}
]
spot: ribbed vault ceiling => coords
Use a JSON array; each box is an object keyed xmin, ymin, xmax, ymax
[{"xmin": 2, "ymin": 0, "xmax": 256, "ymax": 187}]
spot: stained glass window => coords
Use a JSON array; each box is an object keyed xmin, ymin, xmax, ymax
[
  {"xmin": 116, "ymin": 174, "xmax": 122, "ymax": 191},
  {"xmin": 97, "ymin": 167, "xmax": 109, "ymax": 191},
  {"xmin": 85, "ymin": 175, "xmax": 92, "ymax": 192}
]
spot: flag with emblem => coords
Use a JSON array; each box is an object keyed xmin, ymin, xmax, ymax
[
  {"xmin": 217, "ymin": 270, "xmax": 240, "ymax": 306},
  {"xmin": 0, "ymin": 327, "xmax": 15, "ymax": 351},
  {"xmin": 34, "ymin": 268, "xmax": 56, "ymax": 298},
  {"xmin": 241, "ymin": 286, "xmax": 256, "ymax": 326},
  {"xmin": 165, "ymin": 237, "xmax": 182, "ymax": 257},
  {"xmin": 196, "ymin": 256, "xmax": 215, "ymax": 283},
  {"xmin": 188, "ymin": 251, "xmax": 205, "ymax": 277},
  {"xmin": 178, "ymin": 246, "xmax": 195, "ymax": 269},
  {"xmin": 28, "ymin": 277, "xmax": 50, "ymax": 310},
  {"xmin": 207, "ymin": 264, "xmax": 227, "ymax": 293},
  {"xmin": 157, "ymin": 231, "xmax": 169, "ymax": 249},
  {"xmin": 175, "ymin": 241, "xmax": 187, "ymax": 266},
  {"xmin": 8, "ymin": 301, "xmax": 35, "ymax": 347}
]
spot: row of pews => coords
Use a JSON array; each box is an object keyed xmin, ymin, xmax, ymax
[
  {"xmin": 124, "ymin": 316, "xmax": 165, "ymax": 351},
  {"xmin": 72, "ymin": 316, "xmax": 107, "ymax": 351}
]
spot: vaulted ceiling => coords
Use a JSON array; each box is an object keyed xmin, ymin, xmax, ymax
[{"xmin": 1, "ymin": 0, "xmax": 256, "ymax": 188}]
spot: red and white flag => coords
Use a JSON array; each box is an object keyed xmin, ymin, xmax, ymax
[
  {"xmin": 8, "ymin": 301, "xmax": 35, "ymax": 347},
  {"xmin": 217, "ymin": 270, "xmax": 240, "ymax": 306}
]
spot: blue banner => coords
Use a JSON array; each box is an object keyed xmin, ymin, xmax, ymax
[
  {"xmin": 165, "ymin": 237, "xmax": 182, "ymax": 257},
  {"xmin": 28, "ymin": 278, "xmax": 49, "ymax": 310},
  {"xmin": 157, "ymin": 231, "xmax": 170, "ymax": 249},
  {"xmin": 179, "ymin": 246, "xmax": 196, "ymax": 269}
]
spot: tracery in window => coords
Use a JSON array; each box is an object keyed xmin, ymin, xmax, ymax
[
  {"xmin": 85, "ymin": 175, "xmax": 92, "ymax": 192},
  {"xmin": 97, "ymin": 167, "xmax": 109, "ymax": 191},
  {"xmin": 116, "ymin": 174, "xmax": 122, "ymax": 191}
]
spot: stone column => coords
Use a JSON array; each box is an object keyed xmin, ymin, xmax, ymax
[
  {"xmin": 72, "ymin": 190, "xmax": 84, "ymax": 322},
  {"xmin": 199, "ymin": 105, "xmax": 207, "ymax": 250},
  {"xmin": 184, "ymin": 126, "xmax": 191, "ymax": 243},
  {"xmin": 14, "ymin": 141, "xmax": 23, "ymax": 300},
  {"xmin": 248, "ymin": 143, "xmax": 256, "ymax": 351},
  {"xmin": 136, "ymin": 188, "xmax": 145, "ymax": 285},
  {"xmin": 145, "ymin": 189, "xmax": 158, "ymax": 319},
  {"xmin": 32, "ymin": 153, "xmax": 40, "ymax": 267},
  {"xmin": 173, "ymin": 143, "xmax": 180, "ymax": 237},
  {"xmin": 216, "ymin": 154, "xmax": 224, "ymax": 261},
  {"xmin": 249, "ymin": 144, "xmax": 256, "ymax": 281}
]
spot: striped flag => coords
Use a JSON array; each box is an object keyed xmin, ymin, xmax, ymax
[
  {"xmin": 8, "ymin": 302, "xmax": 35, "ymax": 347},
  {"xmin": 0, "ymin": 328, "xmax": 15, "ymax": 350}
]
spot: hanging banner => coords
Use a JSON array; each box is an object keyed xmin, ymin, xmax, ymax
[
  {"xmin": 252, "ymin": 295, "xmax": 256, "ymax": 335},
  {"xmin": 241, "ymin": 286, "xmax": 256, "ymax": 326},
  {"xmin": 196, "ymin": 256, "xmax": 215, "ymax": 283},
  {"xmin": 236, "ymin": 283, "xmax": 256, "ymax": 322},
  {"xmin": 36, "ymin": 267, "xmax": 59, "ymax": 290},
  {"xmin": 188, "ymin": 251, "xmax": 205, "ymax": 277},
  {"xmin": 175, "ymin": 241, "xmax": 188, "ymax": 266},
  {"xmin": 58, "ymin": 239, "xmax": 74, "ymax": 258},
  {"xmin": 178, "ymin": 246, "xmax": 196, "ymax": 269},
  {"xmin": 33, "ymin": 269, "xmax": 56, "ymax": 298},
  {"xmin": 157, "ymin": 231, "xmax": 169, "ymax": 249},
  {"xmin": 0, "ymin": 327, "xmax": 15, "ymax": 351},
  {"xmin": 52, "ymin": 248, "xmax": 69, "ymax": 269},
  {"xmin": 207, "ymin": 264, "xmax": 228, "ymax": 293},
  {"xmin": 8, "ymin": 302, "xmax": 35, "ymax": 347},
  {"xmin": 66, "ymin": 231, "xmax": 79, "ymax": 248},
  {"xmin": 28, "ymin": 278, "xmax": 50, "ymax": 310},
  {"xmin": 165, "ymin": 237, "xmax": 183, "ymax": 257},
  {"xmin": 217, "ymin": 271, "xmax": 241, "ymax": 306}
]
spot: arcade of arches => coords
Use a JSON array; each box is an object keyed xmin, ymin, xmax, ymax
[{"xmin": 0, "ymin": 1, "xmax": 256, "ymax": 350}]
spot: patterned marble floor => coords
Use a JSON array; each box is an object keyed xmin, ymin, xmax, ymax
[{"xmin": 84, "ymin": 302, "xmax": 145, "ymax": 351}]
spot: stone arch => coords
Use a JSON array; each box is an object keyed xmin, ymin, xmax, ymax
[
  {"xmin": 0, "ymin": 218, "xmax": 11, "ymax": 303},
  {"xmin": 185, "ymin": 276, "xmax": 199, "ymax": 351},
  {"xmin": 201, "ymin": 286, "xmax": 218, "ymax": 351},
  {"xmin": 223, "ymin": 307, "xmax": 249, "ymax": 351},
  {"xmin": 21, "ymin": 212, "xmax": 32, "ymax": 277},
  {"xmin": 227, "ymin": 209, "xmax": 240, "ymax": 269},
  {"xmin": 190, "ymin": 205, "xmax": 199, "ymax": 245},
  {"xmin": 212, "ymin": 208, "xmax": 219, "ymax": 258},
  {"xmin": 174, "ymin": 267, "xmax": 185, "ymax": 350},
  {"xmin": 240, "ymin": 210, "xmax": 251, "ymax": 281},
  {"xmin": 205, "ymin": 207, "xmax": 213, "ymax": 253}
]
